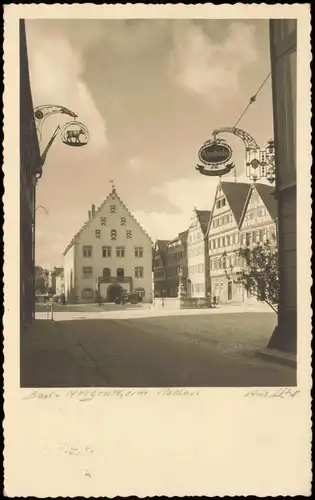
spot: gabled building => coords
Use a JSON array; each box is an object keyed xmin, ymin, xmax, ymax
[
  {"xmin": 208, "ymin": 181, "xmax": 251, "ymax": 303},
  {"xmin": 239, "ymin": 183, "xmax": 278, "ymax": 247},
  {"xmin": 187, "ymin": 209, "xmax": 211, "ymax": 298},
  {"xmin": 153, "ymin": 239, "xmax": 170, "ymax": 297},
  {"xmin": 165, "ymin": 230, "xmax": 188, "ymax": 297},
  {"xmin": 63, "ymin": 185, "xmax": 153, "ymax": 303},
  {"xmin": 238, "ymin": 183, "xmax": 278, "ymax": 304}
]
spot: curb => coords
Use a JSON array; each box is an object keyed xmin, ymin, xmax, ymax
[{"xmin": 256, "ymin": 348, "xmax": 297, "ymax": 368}]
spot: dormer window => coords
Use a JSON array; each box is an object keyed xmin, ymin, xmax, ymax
[
  {"xmin": 101, "ymin": 217, "xmax": 106, "ymax": 226},
  {"xmin": 110, "ymin": 205, "xmax": 116, "ymax": 214},
  {"xmin": 110, "ymin": 229, "xmax": 117, "ymax": 240}
]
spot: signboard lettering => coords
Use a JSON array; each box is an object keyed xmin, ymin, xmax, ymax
[{"xmin": 195, "ymin": 139, "xmax": 235, "ymax": 178}]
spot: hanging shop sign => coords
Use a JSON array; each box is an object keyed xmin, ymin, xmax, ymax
[
  {"xmin": 61, "ymin": 121, "xmax": 89, "ymax": 147},
  {"xmin": 195, "ymin": 139, "xmax": 235, "ymax": 177},
  {"xmin": 198, "ymin": 140, "xmax": 232, "ymax": 165}
]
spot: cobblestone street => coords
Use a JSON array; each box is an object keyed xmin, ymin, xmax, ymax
[{"xmin": 21, "ymin": 311, "xmax": 296, "ymax": 388}]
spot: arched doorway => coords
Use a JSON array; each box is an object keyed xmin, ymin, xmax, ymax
[{"xmin": 107, "ymin": 283, "xmax": 124, "ymax": 303}]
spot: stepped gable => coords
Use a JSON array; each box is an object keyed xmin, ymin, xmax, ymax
[
  {"xmin": 195, "ymin": 210, "xmax": 211, "ymax": 235},
  {"xmin": 220, "ymin": 181, "xmax": 251, "ymax": 226},
  {"xmin": 254, "ymin": 183, "xmax": 278, "ymax": 220},
  {"xmin": 63, "ymin": 186, "xmax": 153, "ymax": 256}
]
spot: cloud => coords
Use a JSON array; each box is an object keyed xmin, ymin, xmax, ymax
[
  {"xmin": 25, "ymin": 21, "xmax": 107, "ymax": 154},
  {"xmin": 126, "ymin": 157, "xmax": 144, "ymax": 173},
  {"xmin": 134, "ymin": 176, "xmax": 219, "ymax": 241},
  {"xmin": 170, "ymin": 21, "xmax": 257, "ymax": 103}
]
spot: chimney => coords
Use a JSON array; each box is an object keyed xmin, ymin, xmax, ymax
[
  {"xmin": 91, "ymin": 204, "xmax": 95, "ymax": 216},
  {"xmin": 88, "ymin": 210, "xmax": 91, "ymax": 219}
]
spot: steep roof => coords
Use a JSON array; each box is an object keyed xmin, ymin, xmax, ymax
[
  {"xmin": 196, "ymin": 210, "xmax": 211, "ymax": 234},
  {"xmin": 63, "ymin": 187, "xmax": 153, "ymax": 256},
  {"xmin": 220, "ymin": 182, "xmax": 251, "ymax": 226},
  {"xmin": 254, "ymin": 183, "xmax": 278, "ymax": 220}
]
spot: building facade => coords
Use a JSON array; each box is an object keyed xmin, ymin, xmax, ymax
[
  {"xmin": 165, "ymin": 231, "xmax": 188, "ymax": 297},
  {"xmin": 153, "ymin": 240, "xmax": 170, "ymax": 297},
  {"xmin": 187, "ymin": 209, "xmax": 211, "ymax": 298},
  {"xmin": 208, "ymin": 182, "xmax": 250, "ymax": 304},
  {"xmin": 208, "ymin": 181, "xmax": 279, "ymax": 304},
  {"xmin": 63, "ymin": 186, "xmax": 153, "ymax": 303},
  {"xmin": 238, "ymin": 183, "xmax": 278, "ymax": 304},
  {"xmin": 20, "ymin": 20, "xmax": 41, "ymax": 327},
  {"xmin": 268, "ymin": 19, "xmax": 297, "ymax": 354}
]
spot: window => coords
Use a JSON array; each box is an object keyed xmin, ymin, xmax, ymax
[
  {"xmin": 259, "ymin": 229, "xmax": 264, "ymax": 242},
  {"xmin": 83, "ymin": 245, "xmax": 92, "ymax": 258},
  {"xmin": 116, "ymin": 246, "xmax": 125, "ymax": 257},
  {"xmin": 221, "ymin": 198, "xmax": 226, "ymax": 207},
  {"xmin": 83, "ymin": 266, "xmax": 92, "ymax": 278},
  {"xmin": 135, "ymin": 287, "xmax": 145, "ymax": 298},
  {"xmin": 117, "ymin": 268, "xmax": 124, "ymax": 278},
  {"xmin": 82, "ymin": 288, "xmax": 93, "ymax": 299},
  {"xmin": 246, "ymin": 232, "xmax": 251, "ymax": 246},
  {"xmin": 135, "ymin": 247, "xmax": 143, "ymax": 258},
  {"xmin": 226, "ymin": 235, "xmax": 230, "ymax": 246},
  {"xmin": 102, "ymin": 268, "xmax": 111, "ymax": 278},
  {"xmin": 102, "ymin": 246, "xmax": 111, "ymax": 257},
  {"xmin": 110, "ymin": 205, "xmax": 116, "ymax": 214},
  {"xmin": 95, "ymin": 229, "xmax": 101, "ymax": 238},
  {"xmin": 135, "ymin": 266, "xmax": 144, "ymax": 278},
  {"xmin": 111, "ymin": 229, "xmax": 117, "ymax": 240},
  {"xmin": 126, "ymin": 230, "xmax": 132, "ymax": 239},
  {"xmin": 120, "ymin": 217, "xmax": 126, "ymax": 226},
  {"xmin": 101, "ymin": 217, "xmax": 106, "ymax": 226}
]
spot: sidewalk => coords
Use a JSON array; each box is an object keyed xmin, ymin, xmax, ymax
[{"xmin": 35, "ymin": 302, "xmax": 274, "ymax": 322}]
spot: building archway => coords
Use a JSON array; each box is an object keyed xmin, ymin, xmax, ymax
[{"xmin": 107, "ymin": 283, "xmax": 124, "ymax": 303}]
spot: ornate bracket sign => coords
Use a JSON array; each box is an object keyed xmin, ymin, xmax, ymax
[
  {"xmin": 209, "ymin": 127, "xmax": 276, "ymax": 184},
  {"xmin": 195, "ymin": 139, "xmax": 235, "ymax": 177},
  {"xmin": 61, "ymin": 121, "xmax": 89, "ymax": 147}
]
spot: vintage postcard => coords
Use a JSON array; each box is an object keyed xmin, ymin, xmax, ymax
[{"xmin": 3, "ymin": 3, "xmax": 312, "ymax": 497}]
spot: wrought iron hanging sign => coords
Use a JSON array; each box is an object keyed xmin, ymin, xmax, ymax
[
  {"xmin": 195, "ymin": 127, "xmax": 276, "ymax": 183},
  {"xmin": 61, "ymin": 120, "xmax": 89, "ymax": 147},
  {"xmin": 195, "ymin": 138, "xmax": 235, "ymax": 177}
]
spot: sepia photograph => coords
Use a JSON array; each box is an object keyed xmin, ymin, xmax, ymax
[
  {"xmin": 19, "ymin": 16, "xmax": 299, "ymax": 388},
  {"xmin": 4, "ymin": 4, "xmax": 312, "ymax": 497}
]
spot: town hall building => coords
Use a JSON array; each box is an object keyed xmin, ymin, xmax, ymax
[{"xmin": 63, "ymin": 185, "xmax": 153, "ymax": 304}]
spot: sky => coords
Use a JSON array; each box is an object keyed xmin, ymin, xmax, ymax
[{"xmin": 25, "ymin": 18, "xmax": 274, "ymax": 269}]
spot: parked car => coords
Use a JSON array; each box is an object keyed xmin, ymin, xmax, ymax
[{"xmin": 122, "ymin": 292, "xmax": 139, "ymax": 305}]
